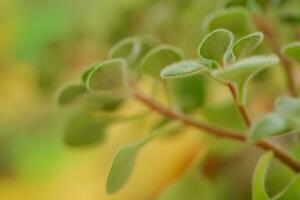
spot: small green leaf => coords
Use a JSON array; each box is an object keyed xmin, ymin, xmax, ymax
[
  {"xmin": 250, "ymin": 113, "xmax": 294, "ymax": 142},
  {"xmin": 213, "ymin": 55, "xmax": 279, "ymax": 104},
  {"xmin": 232, "ymin": 32, "xmax": 264, "ymax": 59},
  {"xmin": 252, "ymin": 151, "xmax": 273, "ymax": 200},
  {"xmin": 161, "ymin": 60, "xmax": 209, "ymax": 78},
  {"xmin": 106, "ymin": 122, "xmax": 181, "ymax": 193},
  {"xmin": 282, "ymin": 42, "xmax": 300, "ymax": 65},
  {"xmin": 198, "ymin": 29, "xmax": 234, "ymax": 65},
  {"xmin": 203, "ymin": 7, "xmax": 253, "ymax": 36},
  {"xmin": 109, "ymin": 36, "xmax": 159, "ymax": 68},
  {"xmin": 86, "ymin": 58, "xmax": 129, "ymax": 97},
  {"xmin": 158, "ymin": 170, "xmax": 213, "ymax": 200},
  {"xmin": 56, "ymin": 84, "xmax": 87, "ymax": 106},
  {"xmin": 141, "ymin": 45, "xmax": 184, "ymax": 77},
  {"xmin": 275, "ymin": 97, "xmax": 300, "ymax": 121},
  {"xmin": 170, "ymin": 76, "xmax": 205, "ymax": 113},
  {"xmin": 63, "ymin": 112, "xmax": 108, "ymax": 147},
  {"xmin": 109, "ymin": 37, "xmax": 141, "ymax": 64}
]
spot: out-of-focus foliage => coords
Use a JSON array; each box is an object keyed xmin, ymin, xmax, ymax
[{"xmin": 2, "ymin": 0, "xmax": 300, "ymax": 200}]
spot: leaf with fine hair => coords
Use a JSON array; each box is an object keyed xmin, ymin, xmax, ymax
[
  {"xmin": 252, "ymin": 151, "xmax": 273, "ymax": 200},
  {"xmin": 198, "ymin": 29, "xmax": 234, "ymax": 65},
  {"xmin": 86, "ymin": 58, "xmax": 129, "ymax": 97},
  {"xmin": 160, "ymin": 60, "xmax": 210, "ymax": 78},
  {"xmin": 141, "ymin": 45, "xmax": 184, "ymax": 78},
  {"xmin": 275, "ymin": 97, "xmax": 300, "ymax": 121},
  {"xmin": 213, "ymin": 55, "xmax": 279, "ymax": 104},
  {"xmin": 249, "ymin": 113, "xmax": 294, "ymax": 142},
  {"xmin": 232, "ymin": 32, "xmax": 264, "ymax": 59},
  {"xmin": 63, "ymin": 112, "xmax": 108, "ymax": 147},
  {"xmin": 108, "ymin": 36, "xmax": 159, "ymax": 69},
  {"xmin": 106, "ymin": 122, "xmax": 181, "ymax": 194},
  {"xmin": 203, "ymin": 7, "xmax": 253, "ymax": 36},
  {"xmin": 282, "ymin": 42, "xmax": 300, "ymax": 65},
  {"xmin": 56, "ymin": 84, "xmax": 87, "ymax": 106},
  {"xmin": 81, "ymin": 63, "xmax": 99, "ymax": 83}
]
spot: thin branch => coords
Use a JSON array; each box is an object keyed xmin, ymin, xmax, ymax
[
  {"xmin": 227, "ymin": 83, "xmax": 252, "ymax": 127},
  {"xmin": 131, "ymin": 88, "xmax": 300, "ymax": 172},
  {"xmin": 252, "ymin": 14, "xmax": 298, "ymax": 97}
]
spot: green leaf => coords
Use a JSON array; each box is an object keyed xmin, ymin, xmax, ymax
[
  {"xmin": 249, "ymin": 113, "xmax": 294, "ymax": 142},
  {"xmin": 275, "ymin": 97, "xmax": 300, "ymax": 121},
  {"xmin": 203, "ymin": 7, "xmax": 253, "ymax": 36},
  {"xmin": 274, "ymin": 175, "xmax": 300, "ymax": 200},
  {"xmin": 161, "ymin": 60, "xmax": 210, "ymax": 78},
  {"xmin": 141, "ymin": 45, "xmax": 184, "ymax": 77},
  {"xmin": 108, "ymin": 36, "xmax": 159, "ymax": 68},
  {"xmin": 82, "ymin": 96, "xmax": 124, "ymax": 112},
  {"xmin": 232, "ymin": 32, "xmax": 264, "ymax": 59},
  {"xmin": 252, "ymin": 151, "xmax": 273, "ymax": 200},
  {"xmin": 198, "ymin": 29, "xmax": 234, "ymax": 65},
  {"xmin": 63, "ymin": 112, "xmax": 108, "ymax": 147},
  {"xmin": 86, "ymin": 58, "xmax": 129, "ymax": 97},
  {"xmin": 158, "ymin": 170, "xmax": 213, "ymax": 200},
  {"xmin": 282, "ymin": 42, "xmax": 300, "ymax": 65},
  {"xmin": 170, "ymin": 76, "xmax": 205, "ymax": 113},
  {"xmin": 106, "ymin": 122, "xmax": 181, "ymax": 193},
  {"xmin": 56, "ymin": 84, "xmax": 87, "ymax": 106},
  {"xmin": 213, "ymin": 55, "xmax": 279, "ymax": 104}
]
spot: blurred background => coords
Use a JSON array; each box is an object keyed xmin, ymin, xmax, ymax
[{"xmin": 1, "ymin": 0, "xmax": 300, "ymax": 199}]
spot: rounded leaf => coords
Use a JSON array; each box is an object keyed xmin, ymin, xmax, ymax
[
  {"xmin": 282, "ymin": 42, "xmax": 300, "ymax": 65},
  {"xmin": 56, "ymin": 84, "xmax": 87, "ymax": 106},
  {"xmin": 232, "ymin": 32, "xmax": 264, "ymax": 59},
  {"xmin": 249, "ymin": 113, "xmax": 294, "ymax": 142},
  {"xmin": 198, "ymin": 29, "xmax": 234, "ymax": 65},
  {"xmin": 203, "ymin": 7, "xmax": 253, "ymax": 36},
  {"xmin": 63, "ymin": 112, "xmax": 108, "ymax": 147},
  {"xmin": 141, "ymin": 45, "xmax": 184, "ymax": 77},
  {"xmin": 109, "ymin": 36, "xmax": 159, "ymax": 68},
  {"xmin": 86, "ymin": 58, "xmax": 129, "ymax": 97},
  {"xmin": 161, "ymin": 60, "xmax": 209, "ymax": 78}
]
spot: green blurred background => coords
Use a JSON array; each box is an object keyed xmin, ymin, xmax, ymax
[{"xmin": 1, "ymin": 0, "xmax": 299, "ymax": 199}]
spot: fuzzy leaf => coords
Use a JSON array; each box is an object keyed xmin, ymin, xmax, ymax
[
  {"xmin": 56, "ymin": 84, "xmax": 87, "ymax": 106},
  {"xmin": 63, "ymin": 112, "xmax": 108, "ymax": 147},
  {"xmin": 198, "ymin": 29, "xmax": 234, "ymax": 65},
  {"xmin": 252, "ymin": 152, "xmax": 273, "ymax": 200},
  {"xmin": 275, "ymin": 97, "xmax": 300, "ymax": 121},
  {"xmin": 250, "ymin": 113, "xmax": 294, "ymax": 142},
  {"xmin": 213, "ymin": 55, "xmax": 279, "ymax": 104},
  {"xmin": 141, "ymin": 45, "xmax": 184, "ymax": 77},
  {"xmin": 232, "ymin": 32, "xmax": 264, "ymax": 59},
  {"xmin": 109, "ymin": 36, "xmax": 159, "ymax": 68},
  {"xmin": 106, "ymin": 122, "xmax": 181, "ymax": 193},
  {"xmin": 161, "ymin": 60, "xmax": 209, "ymax": 78},
  {"xmin": 282, "ymin": 42, "xmax": 300, "ymax": 65},
  {"xmin": 86, "ymin": 58, "xmax": 129, "ymax": 97},
  {"xmin": 203, "ymin": 7, "xmax": 253, "ymax": 36},
  {"xmin": 82, "ymin": 96, "xmax": 124, "ymax": 112}
]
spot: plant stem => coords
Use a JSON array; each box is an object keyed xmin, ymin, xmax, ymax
[
  {"xmin": 131, "ymin": 88, "xmax": 300, "ymax": 172},
  {"xmin": 252, "ymin": 14, "xmax": 298, "ymax": 97},
  {"xmin": 227, "ymin": 83, "xmax": 252, "ymax": 127}
]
